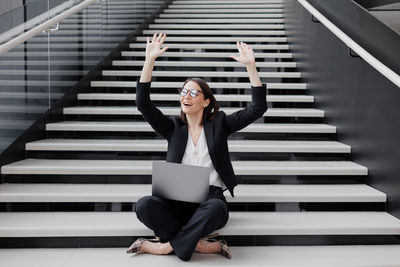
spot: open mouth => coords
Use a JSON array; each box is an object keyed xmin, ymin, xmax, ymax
[{"xmin": 183, "ymin": 102, "xmax": 192, "ymax": 107}]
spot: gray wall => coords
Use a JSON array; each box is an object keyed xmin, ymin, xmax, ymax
[{"xmin": 284, "ymin": 0, "xmax": 400, "ymax": 219}]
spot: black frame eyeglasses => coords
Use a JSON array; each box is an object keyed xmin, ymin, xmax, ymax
[{"xmin": 178, "ymin": 88, "xmax": 204, "ymax": 98}]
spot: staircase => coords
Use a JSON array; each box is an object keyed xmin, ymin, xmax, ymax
[{"xmin": 1, "ymin": 0, "xmax": 400, "ymax": 265}]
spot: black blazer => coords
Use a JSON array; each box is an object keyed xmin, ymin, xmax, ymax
[{"xmin": 136, "ymin": 81, "xmax": 268, "ymax": 197}]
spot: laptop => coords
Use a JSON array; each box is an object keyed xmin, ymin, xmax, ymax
[{"xmin": 152, "ymin": 161, "xmax": 210, "ymax": 203}]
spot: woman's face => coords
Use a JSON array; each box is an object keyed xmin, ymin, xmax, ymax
[{"xmin": 180, "ymin": 80, "xmax": 210, "ymax": 116}]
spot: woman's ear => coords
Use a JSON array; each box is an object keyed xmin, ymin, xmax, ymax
[{"xmin": 204, "ymin": 98, "xmax": 210, "ymax": 108}]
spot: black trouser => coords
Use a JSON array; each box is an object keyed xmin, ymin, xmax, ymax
[{"xmin": 134, "ymin": 185, "xmax": 229, "ymax": 261}]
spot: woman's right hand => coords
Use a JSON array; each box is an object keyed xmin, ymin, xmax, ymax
[{"xmin": 146, "ymin": 33, "xmax": 168, "ymax": 62}]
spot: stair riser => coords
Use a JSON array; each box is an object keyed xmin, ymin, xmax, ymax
[
  {"xmin": 88, "ymin": 88, "xmax": 307, "ymax": 95},
  {"xmin": 26, "ymin": 150, "xmax": 349, "ymax": 161},
  {"xmin": 46, "ymin": 131, "xmax": 337, "ymax": 141},
  {"xmin": 76, "ymin": 100, "xmax": 314, "ymax": 108},
  {"xmin": 0, "ymin": 235, "xmax": 398, "ymax": 248},
  {"xmin": 62, "ymin": 115, "xmax": 323, "ymax": 122},
  {"xmin": 0, "ymin": 202, "xmax": 385, "ymax": 213},
  {"xmin": 3, "ymin": 175, "xmax": 367, "ymax": 185}
]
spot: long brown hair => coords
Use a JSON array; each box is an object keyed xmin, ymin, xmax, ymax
[{"xmin": 179, "ymin": 78, "xmax": 219, "ymax": 124}]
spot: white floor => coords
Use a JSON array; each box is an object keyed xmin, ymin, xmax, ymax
[{"xmin": 2, "ymin": 246, "xmax": 400, "ymax": 267}]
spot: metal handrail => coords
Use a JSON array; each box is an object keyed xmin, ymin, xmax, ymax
[
  {"xmin": 0, "ymin": 0, "xmax": 97, "ymax": 55},
  {"xmin": 298, "ymin": 0, "xmax": 400, "ymax": 88}
]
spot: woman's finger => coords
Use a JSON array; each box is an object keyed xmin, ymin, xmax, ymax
[
  {"xmin": 241, "ymin": 41, "xmax": 247, "ymax": 52},
  {"xmin": 161, "ymin": 46, "xmax": 169, "ymax": 54},
  {"xmin": 237, "ymin": 41, "xmax": 242, "ymax": 51},
  {"xmin": 152, "ymin": 33, "xmax": 157, "ymax": 43},
  {"xmin": 161, "ymin": 33, "xmax": 167, "ymax": 44},
  {"xmin": 156, "ymin": 32, "xmax": 163, "ymax": 42},
  {"xmin": 146, "ymin": 37, "xmax": 150, "ymax": 44},
  {"xmin": 229, "ymin": 55, "xmax": 238, "ymax": 61}
]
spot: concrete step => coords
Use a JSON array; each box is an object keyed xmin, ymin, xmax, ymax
[
  {"xmin": 26, "ymin": 139, "xmax": 349, "ymax": 153},
  {"xmin": 112, "ymin": 60, "xmax": 297, "ymax": 68},
  {"xmin": 63, "ymin": 106, "xmax": 323, "ymax": 117},
  {"xmin": 168, "ymin": 4, "xmax": 283, "ymax": 9},
  {"xmin": 148, "ymin": 24, "xmax": 284, "ymax": 29},
  {"xmin": 0, "ymin": 211, "xmax": 396, "ymax": 237},
  {"xmin": 121, "ymin": 51, "xmax": 293, "ymax": 58},
  {"xmin": 142, "ymin": 29, "xmax": 286, "ymax": 35},
  {"xmin": 77, "ymin": 93, "xmax": 313, "ymax": 102},
  {"xmin": 1, "ymin": 159, "xmax": 367, "ymax": 176},
  {"xmin": 101, "ymin": 70, "xmax": 300, "ymax": 78},
  {"xmin": 0, "ymin": 184, "xmax": 383, "ymax": 203},
  {"xmin": 129, "ymin": 43, "xmax": 289, "ymax": 50},
  {"xmin": 159, "ymin": 13, "xmax": 283, "ymax": 18},
  {"xmin": 136, "ymin": 36, "xmax": 288, "ymax": 42},
  {"xmin": 2, "ymin": 246, "xmax": 400, "ymax": 266},
  {"xmin": 44, "ymin": 121, "xmax": 335, "ymax": 133},
  {"xmin": 90, "ymin": 81, "xmax": 307, "ymax": 90},
  {"xmin": 163, "ymin": 9, "xmax": 283, "ymax": 13},
  {"xmin": 172, "ymin": 0, "xmax": 283, "ymax": 3},
  {"xmin": 154, "ymin": 18, "xmax": 285, "ymax": 23}
]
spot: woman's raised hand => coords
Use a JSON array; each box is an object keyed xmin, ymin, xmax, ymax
[
  {"xmin": 230, "ymin": 41, "xmax": 256, "ymax": 66},
  {"xmin": 146, "ymin": 33, "xmax": 168, "ymax": 62}
]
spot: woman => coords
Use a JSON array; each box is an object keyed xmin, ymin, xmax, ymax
[{"xmin": 127, "ymin": 33, "xmax": 267, "ymax": 261}]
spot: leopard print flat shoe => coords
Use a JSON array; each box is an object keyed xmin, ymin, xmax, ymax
[
  {"xmin": 200, "ymin": 234, "xmax": 232, "ymax": 259},
  {"xmin": 126, "ymin": 237, "xmax": 160, "ymax": 254},
  {"xmin": 219, "ymin": 239, "xmax": 232, "ymax": 259}
]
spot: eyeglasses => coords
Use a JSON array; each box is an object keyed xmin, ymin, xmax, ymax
[{"xmin": 178, "ymin": 88, "xmax": 204, "ymax": 98}]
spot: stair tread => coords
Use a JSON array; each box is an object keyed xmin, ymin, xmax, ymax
[
  {"xmin": 168, "ymin": 4, "xmax": 283, "ymax": 8},
  {"xmin": 154, "ymin": 18, "xmax": 285, "ymax": 23},
  {"xmin": 0, "ymin": 183, "xmax": 385, "ymax": 202},
  {"xmin": 163, "ymin": 9, "xmax": 283, "ymax": 13},
  {"xmin": 101, "ymin": 70, "xmax": 300, "ymax": 78},
  {"xmin": 77, "ymin": 93, "xmax": 313, "ymax": 102},
  {"xmin": 90, "ymin": 81, "xmax": 307, "ymax": 89},
  {"xmin": 0, "ymin": 211, "xmax": 398, "ymax": 237},
  {"xmin": 173, "ymin": 0, "xmax": 283, "ymax": 3},
  {"xmin": 149, "ymin": 23, "xmax": 284, "ymax": 29},
  {"xmin": 112, "ymin": 60, "xmax": 297, "ymax": 67},
  {"xmin": 129, "ymin": 43, "xmax": 289, "ymax": 49},
  {"xmin": 159, "ymin": 13, "xmax": 284, "ymax": 18},
  {"xmin": 63, "ymin": 106, "xmax": 323, "ymax": 117},
  {"xmin": 142, "ymin": 30, "xmax": 286, "ymax": 35},
  {"xmin": 1, "ymin": 159, "xmax": 367, "ymax": 175},
  {"xmin": 45, "ymin": 121, "xmax": 336, "ymax": 133},
  {"xmin": 2, "ymin": 246, "xmax": 400, "ymax": 266},
  {"xmin": 121, "ymin": 51, "xmax": 293, "ymax": 58},
  {"xmin": 26, "ymin": 139, "xmax": 350, "ymax": 153}
]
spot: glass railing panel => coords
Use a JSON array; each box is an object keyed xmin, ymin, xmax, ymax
[
  {"xmin": 48, "ymin": 1, "xmax": 102, "ymax": 106},
  {"xmin": 0, "ymin": 0, "xmax": 167, "ymax": 153},
  {"xmin": 0, "ymin": 0, "xmax": 81, "ymax": 45},
  {"xmin": 0, "ymin": 34, "xmax": 50, "ymax": 152}
]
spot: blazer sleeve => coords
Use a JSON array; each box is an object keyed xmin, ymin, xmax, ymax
[
  {"xmin": 225, "ymin": 84, "xmax": 268, "ymax": 135},
  {"xmin": 136, "ymin": 81, "xmax": 175, "ymax": 139}
]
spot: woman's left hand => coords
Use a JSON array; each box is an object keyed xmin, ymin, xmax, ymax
[{"xmin": 230, "ymin": 41, "xmax": 256, "ymax": 66}]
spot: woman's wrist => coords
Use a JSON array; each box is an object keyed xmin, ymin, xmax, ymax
[
  {"xmin": 245, "ymin": 62, "xmax": 256, "ymax": 70},
  {"xmin": 245, "ymin": 63, "xmax": 262, "ymax": 87},
  {"xmin": 145, "ymin": 58, "xmax": 156, "ymax": 65}
]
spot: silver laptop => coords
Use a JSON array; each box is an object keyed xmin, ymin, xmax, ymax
[{"xmin": 152, "ymin": 161, "xmax": 210, "ymax": 203}]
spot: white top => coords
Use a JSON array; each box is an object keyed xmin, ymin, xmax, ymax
[{"xmin": 181, "ymin": 127, "xmax": 227, "ymax": 190}]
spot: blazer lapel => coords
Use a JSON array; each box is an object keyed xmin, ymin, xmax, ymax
[
  {"xmin": 204, "ymin": 120, "xmax": 216, "ymax": 164},
  {"xmin": 176, "ymin": 123, "xmax": 188, "ymax": 163}
]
